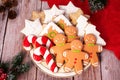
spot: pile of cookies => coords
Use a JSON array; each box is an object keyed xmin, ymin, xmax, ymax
[{"xmin": 21, "ymin": 1, "xmax": 106, "ymax": 75}]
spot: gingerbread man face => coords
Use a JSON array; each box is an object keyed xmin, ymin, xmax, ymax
[
  {"xmin": 65, "ymin": 26, "xmax": 79, "ymax": 42},
  {"xmin": 65, "ymin": 26, "xmax": 77, "ymax": 36},
  {"xmin": 84, "ymin": 34, "xmax": 96, "ymax": 44},
  {"xmin": 53, "ymin": 33, "xmax": 66, "ymax": 45},
  {"xmin": 71, "ymin": 39, "xmax": 83, "ymax": 51}
]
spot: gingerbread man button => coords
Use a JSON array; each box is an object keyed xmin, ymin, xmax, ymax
[
  {"xmin": 83, "ymin": 34, "xmax": 103, "ymax": 67},
  {"xmin": 63, "ymin": 40, "xmax": 89, "ymax": 74},
  {"xmin": 65, "ymin": 26, "xmax": 79, "ymax": 43},
  {"xmin": 50, "ymin": 33, "xmax": 71, "ymax": 67}
]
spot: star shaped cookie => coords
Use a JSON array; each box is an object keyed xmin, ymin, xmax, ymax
[
  {"xmin": 59, "ymin": 1, "xmax": 79, "ymax": 16},
  {"xmin": 21, "ymin": 19, "xmax": 42, "ymax": 36},
  {"xmin": 44, "ymin": 5, "xmax": 64, "ymax": 23}
]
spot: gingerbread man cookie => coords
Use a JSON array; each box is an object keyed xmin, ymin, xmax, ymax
[
  {"xmin": 50, "ymin": 33, "xmax": 71, "ymax": 67},
  {"xmin": 54, "ymin": 15, "xmax": 72, "ymax": 30},
  {"xmin": 83, "ymin": 34, "xmax": 103, "ymax": 67},
  {"xmin": 64, "ymin": 26, "xmax": 79, "ymax": 42},
  {"xmin": 63, "ymin": 40, "xmax": 89, "ymax": 74}
]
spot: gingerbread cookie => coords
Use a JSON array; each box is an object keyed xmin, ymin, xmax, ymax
[
  {"xmin": 54, "ymin": 15, "xmax": 72, "ymax": 29},
  {"xmin": 83, "ymin": 34, "xmax": 103, "ymax": 67},
  {"xmin": 50, "ymin": 33, "xmax": 71, "ymax": 67},
  {"xmin": 64, "ymin": 26, "xmax": 79, "ymax": 42},
  {"xmin": 40, "ymin": 22, "xmax": 64, "ymax": 40},
  {"xmin": 63, "ymin": 40, "xmax": 89, "ymax": 74}
]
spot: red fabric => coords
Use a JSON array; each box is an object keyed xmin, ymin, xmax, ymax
[{"xmin": 42, "ymin": 0, "xmax": 120, "ymax": 60}]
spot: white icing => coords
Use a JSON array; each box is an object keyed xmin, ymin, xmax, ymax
[
  {"xmin": 59, "ymin": 1, "xmax": 79, "ymax": 16},
  {"xmin": 76, "ymin": 15, "xmax": 88, "ymax": 38},
  {"xmin": 54, "ymin": 15, "xmax": 72, "ymax": 26},
  {"xmin": 40, "ymin": 22, "xmax": 64, "ymax": 36},
  {"xmin": 21, "ymin": 19, "xmax": 42, "ymax": 36},
  {"xmin": 44, "ymin": 5, "xmax": 64, "ymax": 23}
]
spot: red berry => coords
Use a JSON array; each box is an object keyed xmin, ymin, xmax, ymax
[
  {"xmin": 0, "ymin": 69, "xmax": 4, "ymax": 76},
  {"xmin": 1, "ymin": 73, "xmax": 7, "ymax": 79}
]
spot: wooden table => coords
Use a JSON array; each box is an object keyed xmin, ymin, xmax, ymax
[{"xmin": 0, "ymin": 0, "xmax": 120, "ymax": 80}]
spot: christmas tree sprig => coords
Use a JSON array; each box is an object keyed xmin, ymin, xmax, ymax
[
  {"xmin": 0, "ymin": 51, "xmax": 30, "ymax": 80},
  {"xmin": 88, "ymin": 0, "xmax": 107, "ymax": 12}
]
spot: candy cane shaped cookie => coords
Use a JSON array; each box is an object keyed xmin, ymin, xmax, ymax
[
  {"xmin": 33, "ymin": 46, "xmax": 58, "ymax": 72},
  {"xmin": 23, "ymin": 35, "xmax": 37, "ymax": 51},
  {"xmin": 34, "ymin": 36, "xmax": 54, "ymax": 48}
]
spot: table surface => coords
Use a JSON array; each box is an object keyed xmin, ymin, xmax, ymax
[{"xmin": 0, "ymin": 0, "xmax": 120, "ymax": 80}]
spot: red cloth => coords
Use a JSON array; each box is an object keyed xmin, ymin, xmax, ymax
[{"xmin": 42, "ymin": 0, "xmax": 120, "ymax": 60}]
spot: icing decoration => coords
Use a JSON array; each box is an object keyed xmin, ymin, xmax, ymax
[
  {"xmin": 54, "ymin": 15, "xmax": 72, "ymax": 28},
  {"xmin": 88, "ymin": 43, "xmax": 95, "ymax": 47},
  {"xmin": 68, "ymin": 35, "xmax": 75, "ymax": 38},
  {"xmin": 48, "ymin": 31, "xmax": 56, "ymax": 39},
  {"xmin": 44, "ymin": 5, "xmax": 64, "ymax": 23},
  {"xmin": 40, "ymin": 22, "xmax": 64, "ymax": 40},
  {"xmin": 71, "ymin": 50, "xmax": 81, "ymax": 53},
  {"xmin": 59, "ymin": 1, "xmax": 79, "ymax": 17},
  {"xmin": 21, "ymin": 19, "xmax": 42, "ymax": 36},
  {"xmin": 56, "ymin": 43, "xmax": 65, "ymax": 47},
  {"xmin": 76, "ymin": 15, "xmax": 88, "ymax": 38}
]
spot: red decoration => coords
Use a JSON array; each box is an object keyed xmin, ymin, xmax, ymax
[{"xmin": 42, "ymin": 0, "xmax": 120, "ymax": 60}]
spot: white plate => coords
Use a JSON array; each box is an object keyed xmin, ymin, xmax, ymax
[{"xmin": 30, "ymin": 50, "xmax": 91, "ymax": 77}]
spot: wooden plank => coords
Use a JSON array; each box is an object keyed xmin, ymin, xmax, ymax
[
  {"xmin": 101, "ymin": 49, "xmax": 120, "ymax": 80},
  {"xmin": 0, "ymin": 11, "xmax": 8, "ymax": 59},
  {"xmin": 74, "ymin": 65, "xmax": 101, "ymax": 80},
  {"xmin": 0, "ymin": 0, "xmax": 42, "ymax": 80},
  {"xmin": 37, "ymin": 70, "xmax": 73, "ymax": 80}
]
